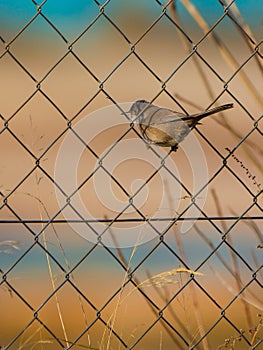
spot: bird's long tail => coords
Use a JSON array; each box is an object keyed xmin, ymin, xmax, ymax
[{"xmin": 193, "ymin": 103, "xmax": 233, "ymax": 120}]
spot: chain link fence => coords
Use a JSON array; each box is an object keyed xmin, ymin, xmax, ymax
[{"xmin": 0, "ymin": 1, "xmax": 262, "ymax": 349}]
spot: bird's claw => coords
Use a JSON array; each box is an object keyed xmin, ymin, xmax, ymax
[{"xmin": 171, "ymin": 144, "xmax": 179, "ymax": 152}]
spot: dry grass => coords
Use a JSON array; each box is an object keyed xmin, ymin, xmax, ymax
[{"xmin": 1, "ymin": 0, "xmax": 262, "ymax": 349}]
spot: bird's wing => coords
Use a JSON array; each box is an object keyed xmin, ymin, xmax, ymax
[{"xmin": 152, "ymin": 111, "xmax": 190, "ymax": 125}]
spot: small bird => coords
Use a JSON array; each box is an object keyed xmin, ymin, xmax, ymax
[{"xmin": 129, "ymin": 100, "xmax": 233, "ymax": 152}]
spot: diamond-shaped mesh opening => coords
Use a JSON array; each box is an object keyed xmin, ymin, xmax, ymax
[{"xmin": 1, "ymin": 1, "xmax": 262, "ymax": 349}]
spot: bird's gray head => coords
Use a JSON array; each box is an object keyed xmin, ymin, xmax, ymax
[{"xmin": 129, "ymin": 100, "xmax": 150, "ymax": 122}]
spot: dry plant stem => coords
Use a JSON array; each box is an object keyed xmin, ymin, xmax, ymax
[
  {"xmin": 159, "ymin": 330, "xmax": 163, "ymax": 350},
  {"xmin": 24, "ymin": 192, "xmax": 92, "ymax": 348},
  {"xmin": 229, "ymin": 209, "xmax": 263, "ymax": 307},
  {"xmin": 218, "ymin": 118, "xmax": 263, "ymax": 161},
  {"xmin": 238, "ymin": 216, "xmax": 263, "ymax": 246},
  {"xmin": 101, "ymin": 221, "xmax": 135, "ymax": 350},
  {"xmin": 102, "ymin": 216, "xmax": 130, "ymax": 349},
  {"xmin": 106, "ymin": 216, "xmax": 182, "ymax": 348},
  {"xmin": 32, "ymin": 183, "xmax": 70, "ymax": 348},
  {"xmin": 173, "ymin": 93, "xmax": 204, "ymax": 111},
  {"xmin": 220, "ymin": 0, "xmax": 263, "ymax": 76},
  {"xmin": 216, "ymin": 314, "xmax": 263, "ymax": 349},
  {"xmin": 168, "ymin": 0, "xmax": 263, "ymax": 176},
  {"xmin": 164, "ymin": 180, "xmax": 209, "ymax": 350},
  {"xmin": 193, "ymin": 223, "xmax": 234, "ymax": 277},
  {"xmin": 250, "ymin": 314, "xmax": 263, "ymax": 346},
  {"xmin": 28, "ymin": 115, "xmax": 69, "ymax": 346},
  {"xmin": 52, "ymin": 338, "xmax": 99, "ymax": 349},
  {"xmin": 180, "ymin": 0, "xmax": 263, "ymax": 107},
  {"xmin": 169, "ymin": 3, "xmax": 214, "ymax": 109},
  {"xmin": 28, "ymin": 114, "xmax": 91, "ymax": 346},
  {"xmin": 166, "ymin": 0, "xmax": 217, "ymax": 112},
  {"xmin": 16, "ymin": 326, "xmax": 45, "ymax": 350},
  {"xmin": 211, "ymin": 189, "xmax": 253, "ymax": 329},
  {"xmin": 193, "ymin": 221, "xmax": 262, "ymax": 312},
  {"xmin": 144, "ymin": 269, "xmax": 195, "ymax": 346},
  {"xmin": 167, "ymin": 0, "xmax": 263, "ymax": 179},
  {"xmin": 164, "ymin": 180, "xmax": 191, "ymax": 330},
  {"xmin": 223, "ymin": 122, "xmax": 263, "ymax": 176}
]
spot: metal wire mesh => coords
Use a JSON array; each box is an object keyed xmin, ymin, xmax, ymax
[{"xmin": 0, "ymin": 1, "xmax": 262, "ymax": 349}]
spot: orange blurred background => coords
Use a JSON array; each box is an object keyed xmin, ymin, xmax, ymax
[{"xmin": 0, "ymin": 1, "xmax": 262, "ymax": 349}]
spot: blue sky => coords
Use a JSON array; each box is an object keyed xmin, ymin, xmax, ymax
[{"xmin": 0, "ymin": 0, "xmax": 261, "ymax": 37}]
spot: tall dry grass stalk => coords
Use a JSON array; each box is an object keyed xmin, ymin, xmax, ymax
[
  {"xmin": 27, "ymin": 114, "xmax": 69, "ymax": 347},
  {"xmin": 211, "ymin": 189, "xmax": 253, "ymax": 329},
  {"xmin": 220, "ymin": 0, "xmax": 263, "ymax": 75},
  {"xmin": 164, "ymin": 179, "xmax": 210, "ymax": 350},
  {"xmin": 103, "ymin": 215, "xmax": 183, "ymax": 348},
  {"xmin": 167, "ymin": 0, "xmax": 263, "ymax": 106},
  {"xmin": 27, "ymin": 117, "xmax": 92, "ymax": 348},
  {"xmin": 167, "ymin": 0, "xmax": 263, "ymax": 177}
]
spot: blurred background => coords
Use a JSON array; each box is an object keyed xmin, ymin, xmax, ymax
[{"xmin": 0, "ymin": 1, "xmax": 262, "ymax": 349}]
